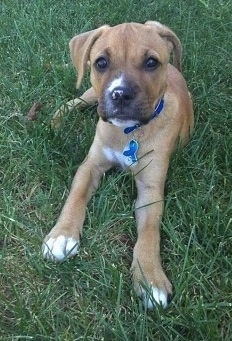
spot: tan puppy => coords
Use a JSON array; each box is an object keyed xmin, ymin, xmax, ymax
[{"xmin": 42, "ymin": 21, "xmax": 194, "ymax": 309}]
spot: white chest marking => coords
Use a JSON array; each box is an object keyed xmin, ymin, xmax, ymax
[{"xmin": 103, "ymin": 146, "xmax": 136, "ymax": 168}]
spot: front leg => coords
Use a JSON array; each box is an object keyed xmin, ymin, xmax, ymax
[
  {"xmin": 42, "ymin": 155, "xmax": 108, "ymax": 261},
  {"xmin": 51, "ymin": 87, "xmax": 98, "ymax": 128},
  {"xmin": 132, "ymin": 158, "xmax": 172, "ymax": 308}
]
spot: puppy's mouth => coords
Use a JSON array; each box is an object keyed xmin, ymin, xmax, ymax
[
  {"xmin": 98, "ymin": 101, "xmax": 151, "ymax": 128},
  {"xmin": 106, "ymin": 117, "xmax": 140, "ymax": 128}
]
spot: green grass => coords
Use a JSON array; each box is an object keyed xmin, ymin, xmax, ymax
[{"xmin": 1, "ymin": 0, "xmax": 232, "ymax": 339}]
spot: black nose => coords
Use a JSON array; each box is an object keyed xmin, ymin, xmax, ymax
[{"xmin": 111, "ymin": 86, "xmax": 135, "ymax": 103}]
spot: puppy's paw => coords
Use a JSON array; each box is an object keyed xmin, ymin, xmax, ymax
[
  {"xmin": 132, "ymin": 264, "xmax": 172, "ymax": 309},
  {"xmin": 42, "ymin": 235, "xmax": 80, "ymax": 262},
  {"xmin": 51, "ymin": 98, "xmax": 88, "ymax": 129},
  {"xmin": 140, "ymin": 286, "xmax": 172, "ymax": 309}
]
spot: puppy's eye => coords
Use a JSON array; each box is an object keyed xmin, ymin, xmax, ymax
[
  {"xmin": 144, "ymin": 57, "xmax": 159, "ymax": 71},
  {"xmin": 95, "ymin": 57, "xmax": 108, "ymax": 71}
]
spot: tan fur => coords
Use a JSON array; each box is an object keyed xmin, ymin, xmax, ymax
[{"xmin": 43, "ymin": 21, "xmax": 194, "ymax": 308}]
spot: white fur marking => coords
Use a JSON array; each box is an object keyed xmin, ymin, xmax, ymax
[
  {"xmin": 103, "ymin": 147, "xmax": 127, "ymax": 167},
  {"xmin": 103, "ymin": 146, "xmax": 137, "ymax": 168},
  {"xmin": 142, "ymin": 287, "xmax": 168, "ymax": 309},
  {"xmin": 107, "ymin": 76, "xmax": 124, "ymax": 93},
  {"xmin": 42, "ymin": 236, "xmax": 79, "ymax": 262}
]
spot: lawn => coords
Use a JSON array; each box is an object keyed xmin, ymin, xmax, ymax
[{"xmin": 0, "ymin": 0, "xmax": 231, "ymax": 340}]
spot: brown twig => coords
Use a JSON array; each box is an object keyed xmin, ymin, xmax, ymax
[{"xmin": 26, "ymin": 102, "xmax": 43, "ymax": 121}]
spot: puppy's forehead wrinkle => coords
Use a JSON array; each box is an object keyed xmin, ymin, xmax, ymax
[
  {"xmin": 110, "ymin": 23, "xmax": 145, "ymax": 39},
  {"xmin": 102, "ymin": 23, "xmax": 165, "ymax": 46},
  {"xmin": 97, "ymin": 25, "xmax": 140, "ymax": 49}
]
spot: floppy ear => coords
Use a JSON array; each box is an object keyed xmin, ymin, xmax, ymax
[
  {"xmin": 145, "ymin": 21, "xmax": 182, "ymax": 72},
  {"xmin": 69, "ymin": 25, "xmax": 109, "ymax": 88}
]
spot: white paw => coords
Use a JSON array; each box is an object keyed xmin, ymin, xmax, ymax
[
  {"xmin": 142, "ymin": 287, "xmax": 169, "ymax": 309},
  {"xmin": 42, "ymin": 235, "xmax": 79, "ymax": 262}
]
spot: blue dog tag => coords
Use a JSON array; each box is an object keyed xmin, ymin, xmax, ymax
[{"xmin": 123, "ymin": 140, "xmax": 139, "ymax": 165}]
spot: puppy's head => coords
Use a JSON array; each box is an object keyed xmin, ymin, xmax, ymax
[{"xmin": 69, "ymin": 22, "xmax": 182, "ymax": 127}]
